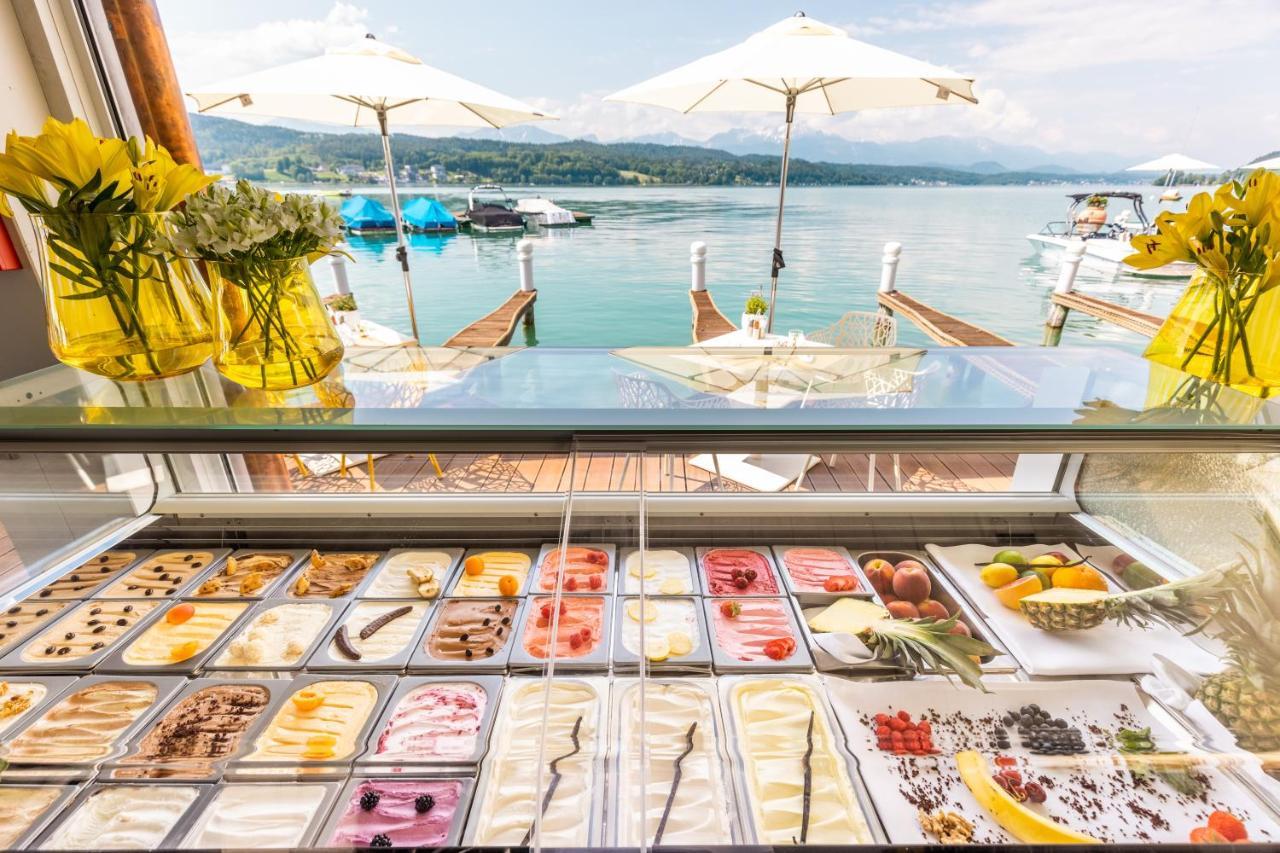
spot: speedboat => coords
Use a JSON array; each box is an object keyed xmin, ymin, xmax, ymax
[
  {"xmin": 1026, "ymin": 191, "xmax": 1193, "ymax": 279},
  {"xmin": 515, "ymin": 196, "xmax": 576, "ymax": 227},
  {"xmin": 465, "ymin": 185, "xmax": 525, "ymax": 234}
]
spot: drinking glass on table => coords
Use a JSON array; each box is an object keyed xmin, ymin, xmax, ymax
[{"xmin": 787, "ymin": 329, "xmax": 803, "ymax": 347}]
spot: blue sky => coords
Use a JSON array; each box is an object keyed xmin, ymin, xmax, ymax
[{"xmin": 158, "ymin": 1, "xmax": 1280, "ymax": 166}]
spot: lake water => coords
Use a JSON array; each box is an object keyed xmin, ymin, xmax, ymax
[{"xmin": 314, "ymin": 184, "xmax": 1190, "ymax": 350}]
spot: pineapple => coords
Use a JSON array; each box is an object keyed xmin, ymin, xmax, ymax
[{"xmin": 1018, "ymin": 521, "xmax": 1280, "ymax": 754}]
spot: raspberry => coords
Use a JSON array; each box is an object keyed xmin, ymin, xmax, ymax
[
  {"xmin": 588, "ymin": 574, "xmax": 602, "ymax": 590},
  {"xmin": 565, "ymin": 577, "xmax": 578, "ymax": 591},
  {"xmin": 897, "ymin": 710, "xmax": 912, "ymax": 722},
  {"xmin": 586, "ymin": 551, "xmax": 607, "ymax": 565},
  {"xmin": 569, "ymin": 633, "xmax": 583, "ymax": 650},
  {"xmin": 744, "ymin": 569, "xmax": 757, "ymax": 582},
  {"xmin": 733, "ymin": 576, "xmax": 749, "ymax": 589},
  {"xmin": 579, "ymin": 626, "xmax": 591, "ymax": 640}
]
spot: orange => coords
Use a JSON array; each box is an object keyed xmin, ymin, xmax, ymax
[
  {"xmin": 1052, "ymin": 566, "xmax": 1108, "ymax": 592},
  {"xmin": 168, "ymin": 640, "xmax": 200, "ymax": 662},
  {"xmin": 303, "ymin": 733, "xmax": 337, "ymax": 759},
  {"xmin": 497, "ymin": 574, "xmax": 519, "ymax": 596},
  {"xmin": 464, "ymin": 555, "xmax": 486, "ymax": 576},
  {"xmin": 291, "ymin": 689, "xmax": 325, "ymax": 712},
  {"xmin": 165, "ymin": 602, "xmax": 195, "ymax": 624},
  {"xmin": 994, "ymin": 575, "xmax": 1042, "ymax": 610}
]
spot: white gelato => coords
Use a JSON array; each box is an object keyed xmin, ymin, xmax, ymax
[
  {"xmin": 42, "ymin": 785, "xmax": 199, "ymax": 850},
  {"xmin": 214, "ymin": 603, "xmax": 331, "ymax": 667}
]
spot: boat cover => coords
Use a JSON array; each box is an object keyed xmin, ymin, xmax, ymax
[
  {"xmin": 340, "ymin": 195, "xmax": 396, "ymax": 230},
  {"xmin": 402, "ymin": 197, "xmax": 457, "ymax": 230},
  {"xmin": 516, "ymin": 197, "xmax": 575, "ymax": 226}
]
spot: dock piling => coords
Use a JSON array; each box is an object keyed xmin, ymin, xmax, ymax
[
  {"xmin": 690, "ymin": 241, "xmax": 707, "ymax": 292},
  {"xmin": 878, "ymin": 241, "xmax": 902, "ymax": 296},
  {"xmin": 328, "ymin": 255, "xmax": 352, "ymax": 296},
  {"xmin": 1043, "ymin": 241, "xmax": 1086, "ymax": 345},
  {"xmin": 517, "ymin": 239, "xmax": 536, "ymax": 328}
]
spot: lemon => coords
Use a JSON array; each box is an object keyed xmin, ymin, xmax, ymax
[
  {"xmin": 980, "ymin": 562, "xmax": 1018, "ymax": 589},
  {"xmin": 625, "ymin": 599, "xmax": 659, "ymax": 622},
  {"xmin": 628, "ymin": 560, "xmax": 659, "ymax": 579},
  {"xmin": 667, "ymin": 631, "xmax": 693, "ymax": 656},
  {"xmin": 644, "ymin": 636, "xmax": 671, "ymax": 661},
  {"xmin": 658, "ymin": 577, "xmax": 687, "ymax": 595}
]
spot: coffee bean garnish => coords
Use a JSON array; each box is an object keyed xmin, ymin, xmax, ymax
[
  {"xmin": 464, "ymin": 649, "xmax": 473, "ymax": 658},
  {"xmin": 64, "ymin": 632, "xmax": 75, "ymax": 640},
  {"xmin": 7, "ymin": 606, "xmax": 19, "ymax": 614},
  {"xmin": 38, "ymin": 590, "xmax": 50, "ymax": 598},
  {"xmin": 92, "ymin": 625, "xmax": 106, "ymax": 634},
  {"xmin": 459, "ymin": 633, "xmax": 469, "ymax": 642},
  {"xmin": 68, "ymin": 574, "xmax": 80, "ymax": 582},
  {"xmin": 127, "ymin": 585, "xmax": 138, "ymax": 591},
  {"xmin": 116, "ymin": 618, "xmax": 128, "ymax": 626},
  {"xmin": 55, "ymin": 647, "xmax": 68, "ymax": 656},
  {"xmin": 158, "ymin": 573, "xmax": 170, "ymax": 581},
  {"xmin": 144, "ymin": 589, "xmax": 154, "ymax": 596},
  {"xmin": 495, "ymin": 627, "xmax": 504, "ymax": 636},
  {"xmin": 485, "ymin": 646, "xmax": 495, "ymax": 656},
  {"xmin": 122, "ymin": 605, "xmax": 133, "ymax": 613},
  {"xmin": 4, "ymin": 621, "xmax": 14, "ymax": 628},
  {"xmin": 501, "ymin": 617, "xmax": 511, "ymax": 625},
  {"xmin": 35, "ymin": 608, "xmax": 47, "ymax": 616},
  {"xmin": 43, "ymin": 645, "xmax": 55, "ymax": 655},
  {"xmin": 98, "ymin": 555, "xmax": 110, "ymax": 563},
  {"xmin": 482, "ymin": 618, "xmax": 491, "ymax": 626},
  {"xmin": 183, "ymin": 554, "xmax": 194, "ymax": 561},
  {"xmin": 164, "ymin": 588, "xmax": 175, "ymax": 595},
  {"xmin": 191, "ymin": 562, "xmax": 202, "ymax": 569},
  {"xmin": 90, "ymin": 607, "xmax": 102, "ymax": 615},
  {"xmin": 91, "ymin": 642, "xmax": 104, "ymax": 650},
  {"xmin": 99, "ymin": 566, "xmax": 111, "ymax": 573}
]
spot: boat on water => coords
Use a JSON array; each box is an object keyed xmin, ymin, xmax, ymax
[
  {"xmin": 1026, "ymin": 191, "xmax": 1193, "ymax": 279},
  {"xmin": 339, "ymin": 195, "xmax": 397, "ymax": 234},
  {"xmin": 402, "ymin": 197, "xmax": 457, "ymax": 233},
  {"xmin": 464, "ymin": 185, "xmax": 526, "ymax": 234},
  {"xmin": 515, "ymin": 196, "xmax": 576, "ymax": 227}
]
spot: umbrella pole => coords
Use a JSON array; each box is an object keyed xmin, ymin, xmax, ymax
[
  {"xmin": 767, "ymin": 95, "xmax": 796, "ymax": 333},
  {"xmin": 377, "ymin": 108, "xmax": 421, "ymax": 342}
]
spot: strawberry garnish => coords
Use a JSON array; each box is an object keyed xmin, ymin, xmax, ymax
[
  {"xmin": 1207, "ymin": 811, "xmax": 1248, "ymax": 842},
  {"xmin": 762, "ymin": 637, "xmax": 796, "ymax": 661},
  {"xmin": 720, "ymin": 601, "xmax": 742, "ymax": 618}
]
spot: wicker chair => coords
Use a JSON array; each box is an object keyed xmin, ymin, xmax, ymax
[
  {"xmin": 614, "ymin": 372, "xmax": 731, "ymax": 489},
  {"xmin": 807, "ymin": 311, "xmax": 898, "ymax": 348}
]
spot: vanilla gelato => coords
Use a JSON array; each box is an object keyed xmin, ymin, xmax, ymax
[
  {"xmin": 0, "ymin": 786, "xmax": 61, "ymax": 848},
  {"xmin": 182, "ymin": 784, "xmax": 327, "ymax": 848},
  {"xmin": 0, "ymin": 680, "xmax": 48, "ymax": 735},
  {"xmin": 623, "ymin": 549, "xmax": 694, "ymax": 594},
  {"xmin": 41, "ymin": 785, "xmax": 199, "ymax": 849},
  {"xmin": 364, "ymin": 551, "xmax": 453, "ymax": 598},
  {"xmin": 328, "ymin": 602, "xmax": 426, "ymax": 663}
]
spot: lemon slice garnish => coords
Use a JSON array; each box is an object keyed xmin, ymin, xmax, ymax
[
  {"xmin": 644, "ymin": 636, "xmax": 670, "ymax": 661},
  {"xmin": 625, "ymin": 599, "xmax": 658, "ymax": 622},
  {"xmin": 667, "ymin": 631, "xmax": 693, "ymax": 656},
  {"xmin": 658, "ymin": 577, "xmax": 687, "ymax": 595}
]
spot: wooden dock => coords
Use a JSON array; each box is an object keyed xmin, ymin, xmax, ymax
[
  {"xmin": 690, "ymin": 290, "xmax": 736, "ymax": 343},
  {"xmin": 1050, "ymin": 292, "xmax": 1163, "ymax": 337},
  {"xmin": 878, "ymin": 290, "xmax": 1015, "ymax": 347},
  {"xmin": 444, "ymin": 289, "xmax": 537, "ymax": 347}
]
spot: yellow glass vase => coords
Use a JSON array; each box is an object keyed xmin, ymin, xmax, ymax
[
  {"xmin": 1144, "ymin": 269, "xmax": 1280, "ymax": 396},
  {"xmin": 209, "ymin": 256, "xmax": 344, "ymax": 390},
  {"xmin": 32, "ymin": 213, "xmax": 212, "ymax": 380}
]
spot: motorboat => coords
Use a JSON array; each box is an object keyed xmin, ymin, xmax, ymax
[
  {"xmin": 465, "ymin": 185, "xmax": 526, "ymax": 234},
  {"xmin": 515, "ymin": 196, "xmax": 576, "ymax": 227},
  {"xmin": 1026, "ymin": 191, "xmax": 1193, "ymax": 279}
]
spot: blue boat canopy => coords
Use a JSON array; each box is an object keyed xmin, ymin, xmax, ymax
[
  {"xmin": 402, "ymin": 197, "xmax": 457, "ymax": 231},
  {"xmin": 340, "ymin": 195, "xmax": 396, "ymax": 230}
]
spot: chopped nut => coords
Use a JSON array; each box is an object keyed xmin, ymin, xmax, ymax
[{"xmin": 919, "ymin": 810, "xmax": 974, "ymax": 844}]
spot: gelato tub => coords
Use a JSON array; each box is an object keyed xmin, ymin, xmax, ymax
[
  {"xmin": 610, "ymin": 678, "xmax": 737, "ymax": 846},
  {"xmin": 105, "ymin": 600, "xmax": 248, "ymax": 672},
  {"xmin": 697, "ymin": 546, "xmax": 782, "ymax": 596},
  {"xmin": 38, "ymin": 783, "xmax": 206, "ymax": 850},
  {"xmin": 466, "ymin": 677, "xmax": 606, "ymax": 847},
  {"xmin": 0, "ymin": 600, "xmax": 69, "ymax": 657},
  {"xmin": 308, "ymin": 600, "xmax": 431, "ymax": 670},
  {"xmin": 773, "ymin": 545, "xmax": 873, "ymax": 600},
  {"xmin": 358, "ymin": 548, "xmax": 462, "ymax": 599},
  {"xmin": 722, "ymin": 676, "xmax": 876, "ymax": 845},
  {"xmin": 287, "ymin": 550, "xmax": 382, "ymax": 599},
  {"xmin": 209, "ymin": 600, "xmax": 338, "ymax": 669},
  {"xmin": 510, "ymin": 595, "xmax": 610, "ymax": 671},
  {"xmin": 98, "ymin": 549, "xmax": 230, "ymax": 599},
  {"xmin": 618, "ymin": 547, "xmax": 696, "ymax": 595},
  {"xmin": 234, "ymin": 675, "xmax": 391, "ymax": 771},
  {"xmin": 612, "ymin": 596, "xmax": 711, "ymax": 672},
  {"xmin": 363, "ymin": 675, "xmax": 501, "ymax": 767},
  {"xmin": 7, "ymin": 600, "xmax": 159, "ymax": 669},
  {"xmin": 705, "ymin": 596, "xmax": 812, "ymax": 672},
  {"xmin": 0, "ymin": 786, "xmax": 75, "ymax": 850},
  {"xmin": 448, "ymin": 548, "xmax": 537, "ymax": 597},
  {"xmin": 0, "ymin": 676, "xmax": 72, "ymax": 736},
  {"xmin": 189, "ymin": 550, "xmax": 305, "ymax": 599},
  {"xmin": 411, "ymin": 597, "xmax": 523, "ymax": 672},
  {"xmin": 320, "ymin": 777, "xmax": 474, "ymax": 848},
  {"xmin": 20, "ymin": 550, "xmax": 147, "ymax": 601},
  {"xmin": 179, "ymin": 782, "xmax": 337, "ymax": 849},
  {"xmin": 533, "ymin": 543, "xmax": 615, "ymax": 594}
]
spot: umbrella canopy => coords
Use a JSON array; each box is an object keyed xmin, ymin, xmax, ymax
[
  {"xmin": 1126, "ymin": 153, "xmax": 1221, "ymax": 172},
  {"xmin": 187, "ymin": 36, "xmax": 554, "ymax": 341},
  {"xmin": 1245, "ymin": 155, "xmax": 1280, "ymax": 170},
  {"xmin": 340, "ymin": 195, "xmax": 396, "ymax": 230},
  {"xmin": 605, "ymin": 13, "xmax": 975, "ymax": 330},
  {"xmin": 402, "ymin": 197, "xmax": 457, "ymax": 231}
]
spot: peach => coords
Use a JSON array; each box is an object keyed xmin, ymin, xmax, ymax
[
  {"xmin": 886, "ymin": 600, "xmax": 920, "ymax": 619},
  {"xmin": 879, "ymin": 592, "xmax": 899, "ymax": 605},
  {"xmin": 892, "ymin": 565, "xmax": 931, "ymax": 604},
  {"xmin": 862, "ymin": 559, "xmax": 895, "ymax": 594},
  {"xmin": 1111, "ymin": 553, "xmax": 1135, "ymax": 572},
  {"xmin": 894, "ymin": 559, "xmax": 926, "ymax": 572},
  {"xmin": 949, "ymin": 621, "xmax": 972, "ymax": 638},
  {"xmin": 917, "ymin": 599, "xmax": 950, "ymax": 620}
]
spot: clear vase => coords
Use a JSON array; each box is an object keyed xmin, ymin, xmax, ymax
[
  {"xmin": 208, "ymin": 256, "xmax": 344, "ymax": 390},
  {"xmin": 32, "ymin": 213, "xmax": 213, "ymax": 380},
  {"xmin": 1144, "ymin": 268, "xmax": 1280, "ymax": 396}
]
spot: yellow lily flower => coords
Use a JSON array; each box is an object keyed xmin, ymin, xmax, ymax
[
  {"xmin": 128, "ymin": 137, "xmax": 218, "ymax": 211},
  {"xmin": 1189, "ymin": 235, "xmax": 1230, "ymax": 281},
  {"xmin": 0, "ymin": 151, "xmax": 51, "ymax": 210},
  {"xmin": 1223, "ymin": 168, "xmax": 1280, "ymax": 227}
]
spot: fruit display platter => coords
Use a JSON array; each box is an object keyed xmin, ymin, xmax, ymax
[
  {"xmin": 823, "ymin": 678, "xmax": 1280, "ymax": 844},
  {"xmin": 925, "ymin": 543, "xmax": 1224, "ymax": 676}
]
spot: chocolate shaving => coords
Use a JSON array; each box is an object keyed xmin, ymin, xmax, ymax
[
  {"xmin": 653, "ymin": 721, "xmax": 697, "ymax": 846},
  {"xmin": 520, "ymin": 715, "xmax": 583, "ymax": 846},
  {"xmin": 793, "ymin": 711, "xmax": 814, "ymax": 845},
  {"xmin": 334, "ymin": 625, "xmax": 361, "ymax": 660},
  {"xmin": 359, "ymin": 605, "xmax": 411, "ymax": 640}
]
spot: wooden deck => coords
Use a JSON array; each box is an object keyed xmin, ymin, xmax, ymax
[
  {"xmin": 444, "ymin": 289, "xmax": 536, "ymax": 347},
  {"xmin": 286, "ymin": 451, "xmax": 1017, "ymax": 494},
  {"xmin": 879, "ymin": 291, "xmax": 1015, "ymax": 347},
  {"xmin": 1050, "ymin": 292, "xmax": 1164, "ymax": 337},
  {"xmin": 690, "ymin": 290, "xmax": 736, "ymax": 343}
]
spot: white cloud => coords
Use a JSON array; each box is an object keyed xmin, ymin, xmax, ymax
[{"xmin": 168, "ymin": 2, "xmax": 370, "ymax": 87}]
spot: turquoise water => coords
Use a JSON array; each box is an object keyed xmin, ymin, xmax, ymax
[{"xmin": 313, "ymin": 185, "xmax": 1188, "ymax": 350}]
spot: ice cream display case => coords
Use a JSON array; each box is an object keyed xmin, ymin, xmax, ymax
[{"xmin": 0, "ymin": 344, "xmax": 1278, "ymax": 850}]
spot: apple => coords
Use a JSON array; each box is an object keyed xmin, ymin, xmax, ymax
[
  {"xmin": 917, "ymin": 599, "xmax": 950, "ymax": 620},
  {"xmin": 892, "ymin": 565, "xmax": 931, "ymax": 604},
  {"xmin": 1046, "ymin": 551, "xmax": 1071, "ymax": 564},
  {"xmin": 886, "ymin": 600, "xmax": 920, "ymax": 619},
  {"xmin": 992, "ymin": 549, "xmax": 1026, "ymax": 566}
]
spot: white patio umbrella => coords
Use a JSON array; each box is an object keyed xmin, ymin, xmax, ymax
[
  {"xmin": 605, "ymin": 12, "xmax": 976, "ymax": 330},
  {"xmin": 1126, "ymin": 153, "xmax": 1222, "ymax": 191},
  {"xmin": 187, "ymin": 35, "xmax": 555, "ymax": 341},
  {"xmin": 1246, "ymin": 155, "xmax": 1280, "ymax": 170}
]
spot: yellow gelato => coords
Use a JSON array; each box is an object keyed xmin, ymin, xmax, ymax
[
  {"xmin": 121, "ymin": 602, "xmax": 246, "ymax": 666},
  {"xmin": 451, "ymin": 551, "xmax": 531, "ymax": 596},
  {"xmin": 242, "ymin": 679, "xmax": 379, "ymax": 762}
]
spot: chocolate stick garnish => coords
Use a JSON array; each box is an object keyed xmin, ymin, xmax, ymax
[
  {"xmin": 653, "ymin": 721, "xmax": 697, "ymax": 846},
  {"xmin": 334, "ymin": 625, "xmax": 361, "ymax": 660},
  {"xmin": 799, "ymin": 711, "xmax": 815, "ymax": 844},
  {"xmin": 520, "ymin": 715, "xmax": 583, "ymax": 846},
  {"xmin": 358, "ymin": 605, "xmax": 412, "ymax": 640}
]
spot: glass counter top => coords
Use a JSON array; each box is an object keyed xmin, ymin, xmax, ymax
[{"xmin": 0, "ymin": 345, "xmax": 1276, "ymax": 449}]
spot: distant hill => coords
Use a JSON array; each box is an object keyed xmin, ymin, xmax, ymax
[{"xmin": 190, "ymin": 114, "xmax": 1132, "ymax": 187}]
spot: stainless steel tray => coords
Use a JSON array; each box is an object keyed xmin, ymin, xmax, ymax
[
  {"xmin": 531, "ymin": 542, "xmax": 617, "ymax": 596},
  {"xmin": 703, "ymin": 596, "xmax": 813, "ymax": 674},
  {"xmin": 200, "ymin": 597, "xmax": 346, "ymax": 672},
  {"xmin": 0, "ymin": 783, "xmax": 80, "ymax": 849},
  {"xmin": 306, "ymin": 598, "xmax": 435, "ymax": 671},
  {"xmin": 611, "ymin": 595, "xmax": 712, "ymax": 673},
  {"xmin": 95, "ymin": 548, "xmax": 233, "ymax": 600},
  {"xmin": 408, "ymin": 597, "xmax": 524, "ymax": 674},
  {"xmin": 508, "ymin": 594, "xmax": 613, "ymax": 673},
  {"xmin": 29, "ymin": 781, "xmax": 213, "ymax": 850},
  {"xmin": 0, "ymin": 598, "xmax": 163, "ymax": 673},
  {"xmin": 358, "ymin": 674, "xmax": 503, "ymax": 770},
  {"xmin": 772, "ymin": 544, "xmax": 878, "ymax": 603},
  {"xmin": 95, "ymin": 598, "xmax": 255, "ymax": 675},
  {"xmin": 185, "ymin": 548, "xmax": 310, "ymax": 600},
  {"xmin": 616, "ymin": 546, "xmax": 699, "ymax": 596},
  {"xmin": 281, "ymin": 549, "xmax": 388, "ymax": 600},
  {"xmin": 448, "ymin": 547, "xmax": 540, "ymax": 597},
  {"xmin": 696, "ymin": 545, "xmax": 785, "ymax": 597},
  {"xmin": 13, "ymin": 548, "xmax": 152, "ymax": 603},
  {"xmin": 316, "ymin": 774, "xmax": 476, "ymax": 848},
  {"xmin": 177, "ymin": 779, "xmax": 345, "ymax": 849},
  {"xmin": 354, "ymin": 547, "xmax": 464, "ymax": 599}
]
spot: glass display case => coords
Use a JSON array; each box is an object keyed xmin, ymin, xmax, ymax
[{"xmin": 0, "ymin": 344, "xmax": 1277, "ymax": 850}]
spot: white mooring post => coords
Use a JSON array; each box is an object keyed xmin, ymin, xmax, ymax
[
  {"xmin": 690, "ymin": 241, "xmax": 707, "ymax": 292},
  {"xmin": 1044, "ymin": 240, "xmax": 1086, "ymax": 344},
  {"xmin": 878, "ymin": 242, "xmax": 902, "ymax": 295},
  {"xmin": 517, "ymin": 239, "xmax": 535, "ymax": 292},
  {"xmin": 328, "ymin": 254, "xmax": 352, "ymax": 296}
]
